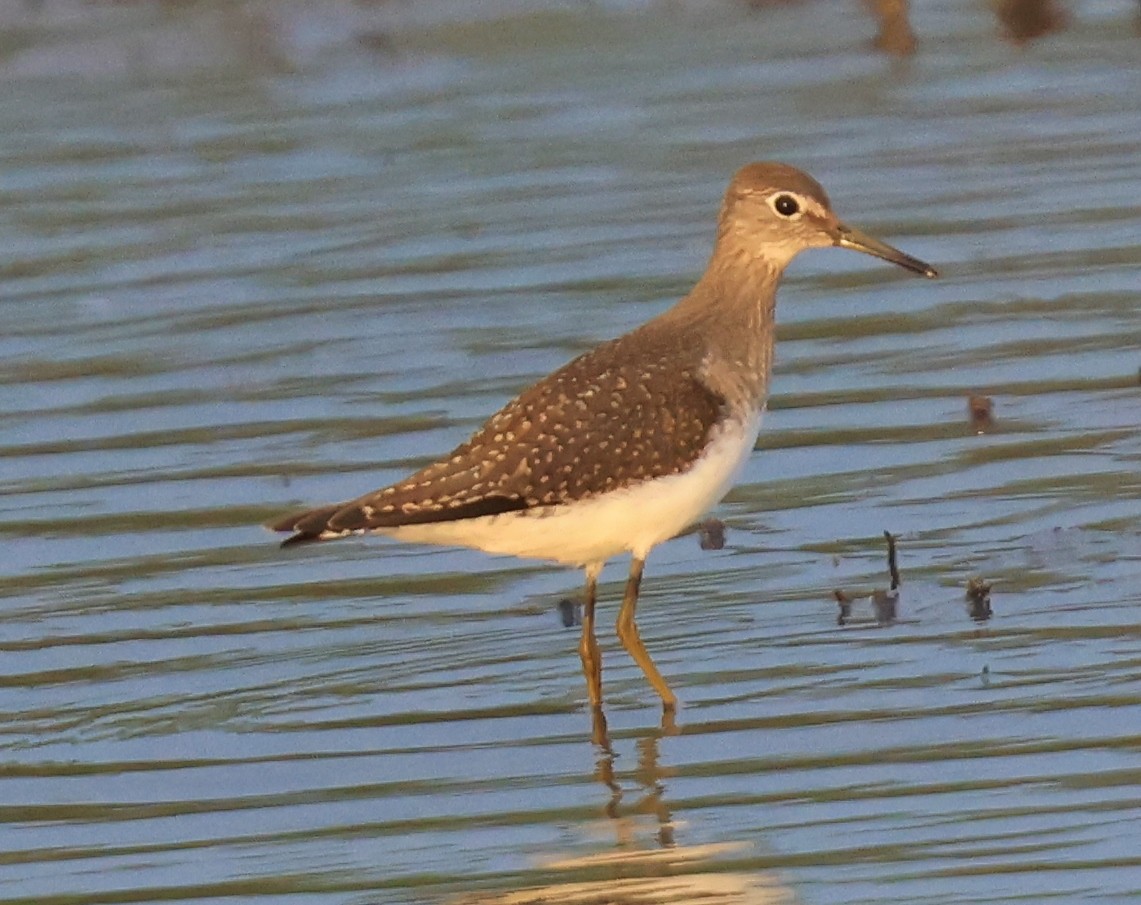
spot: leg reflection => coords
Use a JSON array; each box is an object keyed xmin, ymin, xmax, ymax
[
  {"xmin": 633, "ymin": 733, "xmax": 674, "ymax": 848},
  {"xmin": 590, "ymin": 726, "xmax": 674, "ymax": 849},
  {"xmin": 590, "ymin": 703, "xmax": 609, "ymax": 749}
]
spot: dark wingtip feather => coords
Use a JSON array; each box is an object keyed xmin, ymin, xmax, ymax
[
  {"xmin": 270, "ymin": 494, "xmax": 534, "ymax": 549},
  {"xmin": 268, "ymin": 511, "xmax": 304, "ymax": 533},
  {"xmin": 280, "ymin": 531, "xmax": 320, "ymax": 548},
  {"xmin": 268, "ymin": 502, "xmax": 347, "ymax": 548},
  {"xmin": 329, "ymin": 495, "xmax": 531, "ymax": 530}
]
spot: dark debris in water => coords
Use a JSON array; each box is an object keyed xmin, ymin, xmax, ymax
[
  {"xmin": 698, "ymin": 518, "xmax": 726, "ymax": 550},
  {"xmin": 833, "ymin": 589, "xmax": 852, "ymax": 626},
  {"xmin": 968, "ymin": 394, "xmax": 994, "ymax": 434},
  {"xmin": 871, "ymin": 588, "xmax": 899, "ymax": 625},
  {"xmin": 557, "ymin": 597, "xmax": 581, "ymax": 628},
  {"xmin": 966, "ymin": 576, "xmax": 993, "ymax": 622},
  {"xmin": 836, "ymin": 530, "xmax": 900, "ymax": 626},
  {"xmin": 884, "ymin": 530, "xmax": 900, "ymax": 591},
  {"xmin": 834, "ymin": 535, "xmax": 998, "ymax": 627},
  {"xmin": 746, "ymin": 0, "xmax": 1078, "ymax": 56},
  {"xmin": 996, "ymin": 0, "xmax": 1069, "ymax": 44}
]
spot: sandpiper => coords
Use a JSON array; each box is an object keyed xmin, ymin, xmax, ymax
[{"xmin": 272, "ymin": 162, "xmax": 937, "ymax": 720}]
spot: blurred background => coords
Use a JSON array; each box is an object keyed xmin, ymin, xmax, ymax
[{"xmin": 1, "ymin": 2, "xmax": 1139, "ymax": 904}]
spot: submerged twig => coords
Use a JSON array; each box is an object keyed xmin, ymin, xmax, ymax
[
  {"xmin": 834, "ymin": 531, "xmax": 901, "ymax": 626},
  {"xmin": 884, "ymin": 530, "xmax": 900, "ymax": 591}
]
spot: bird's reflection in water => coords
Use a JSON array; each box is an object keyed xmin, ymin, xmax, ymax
[
  {"xmin": 594, "ymin": 730, "xmax": 675, "ymax": 849},
  {"xmin": 456, "ymin": 728, "xmax": 795, "ymax": 905}
]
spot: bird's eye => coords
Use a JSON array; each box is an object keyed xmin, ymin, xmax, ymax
[{"xmin": 773, "ymin": 194, "xmax": 800, "ymax": 217}]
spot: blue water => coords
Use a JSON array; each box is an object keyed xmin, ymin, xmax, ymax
[{"xmin": 1, "ymin": 2, "xmax": 1139, "ymax": 904}]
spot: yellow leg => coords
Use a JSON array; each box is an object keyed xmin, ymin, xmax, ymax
[
  {"xmin": 615, "ymin": 557, "xmax": 677, "ymax": 711},
  {"xmin": 578, "ymin": 564, "xmax": 603, "ymax": 709}
]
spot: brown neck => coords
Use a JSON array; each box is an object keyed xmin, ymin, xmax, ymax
[{"xmin": 662, "ymin": 236, "xmax": 783, "ymax": 411}]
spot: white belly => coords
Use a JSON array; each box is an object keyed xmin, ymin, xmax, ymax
[{"xmin": 379, "ymin": 410, "xmax": 762, "ymax": 567}]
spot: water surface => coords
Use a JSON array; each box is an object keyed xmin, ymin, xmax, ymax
[{"xmin": 1, "ymin": 3, "xmax": 1139, "ymax": 904}]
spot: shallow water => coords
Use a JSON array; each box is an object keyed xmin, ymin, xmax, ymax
[{"xmin": 1, "ymin": 2, "xmax": 1140, "ymax": 904}]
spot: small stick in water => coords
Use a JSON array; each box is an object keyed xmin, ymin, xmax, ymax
[{"xmin": 884, "ymin": 530, "xmax": 901, "ymax": 591}]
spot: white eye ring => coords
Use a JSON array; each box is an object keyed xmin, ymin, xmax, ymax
[{"xmin": 768, "ymin": 192, "xmax": 804, "ymax": 220}]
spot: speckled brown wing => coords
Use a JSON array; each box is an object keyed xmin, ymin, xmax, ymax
[{"xmin": 274, "ymin": 328, "xmax": 727, "ymax": 545}]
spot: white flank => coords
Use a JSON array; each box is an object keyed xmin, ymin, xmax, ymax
[{"xmin": 377, "ymin": 409, "xmax": 763, "ymax": 567}]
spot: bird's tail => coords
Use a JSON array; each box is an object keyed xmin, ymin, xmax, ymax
[{"xmin": 268, "ymin": 503, "xmax": 349, "ymax": 547}]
